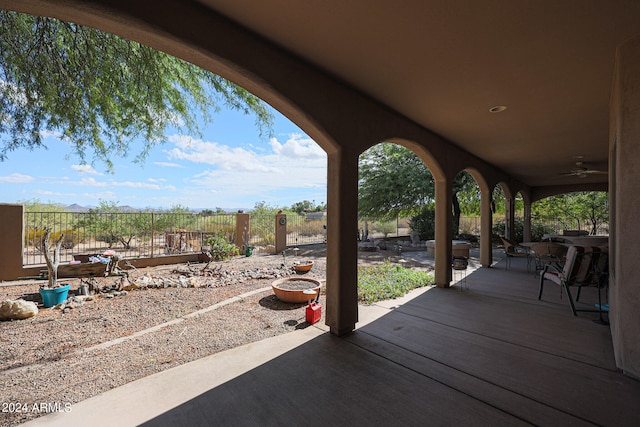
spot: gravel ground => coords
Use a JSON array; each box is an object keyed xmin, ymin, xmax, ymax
[{"xmin": 0, "ymin": 244, "xmax": 432, "ymax": 427}]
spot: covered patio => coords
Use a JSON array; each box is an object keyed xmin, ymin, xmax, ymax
[
  {"xmin": 24, "ymin": 255, "xmax": 640, "ymax": 426},
  {"xmin": 1, "ymin": 3, "xmax": 639, "ymax": 422}
]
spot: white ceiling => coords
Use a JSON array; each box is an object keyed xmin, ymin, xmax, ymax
[{"xmin": 198, "ymin": 0, "xmax": 640, "ymax": 188}]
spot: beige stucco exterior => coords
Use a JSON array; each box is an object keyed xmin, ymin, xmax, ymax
[
  {"xmin": 609, "ymin": 36, "xmax": 640, "ymax": 377},
  {"xmin": 0, "ymin": 1, "xmax": 638, "ymax": 379},
  {"xmin": 0, "ymin": 204, "xmax": 24, "ymax": 280}
]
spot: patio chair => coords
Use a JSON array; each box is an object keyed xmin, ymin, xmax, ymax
[
  {"xmin": 500, "ymin": 237, "xmax": 531, "ymax": 271},
  {"xmin": 530, "ymin": 241, "xmax": 568, "ymax": 273},
  {"xmin": 538, "ymin": 245, "xmax": 609, "ymax": 318}
]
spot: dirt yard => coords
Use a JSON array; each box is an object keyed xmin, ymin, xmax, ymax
[{"xmin": 0, "ymin": 244, "xmax": 432, "ymax": 427}]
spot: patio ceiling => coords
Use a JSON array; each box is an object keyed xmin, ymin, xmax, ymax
[{"xmin": 198, "ymin": 0, "xmax": 640, "ymax": 188}]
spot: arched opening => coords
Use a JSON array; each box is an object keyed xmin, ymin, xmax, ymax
[
  {"xmin": 492, "ymin": 183, "xmax": 525, "ymax": 242},
  {"xmin": 357, "ymin": 140, "xmax": 454, "ymax": 291},
  {"xmin": 0, "ymin": 9, "xmax": 340, "ymax": 415},
  {"xmin": 452, "ymin": 170, "xmax": 482, "ymax": 242}
]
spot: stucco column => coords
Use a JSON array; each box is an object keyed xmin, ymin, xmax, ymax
[
  {"xmin": 480, "ymin": 189, "xmax": 493, "ymax": 267},
  {"xmin": 0, "ymin": 204, "xmax": 24, "ymax": 281},
  {"xmin": 274, "ymin": 213, "xmax": 287, "ymax": 254},
  {"xmin": 505, "ymin": 196, "xmax": 515, "ymax": 241},
  {"xmin": 235, "ymin": 213, "xmax": 250, "ymax": 250},
  {"xmin": 609, "ymin": 35, "xmax": 640, "ymax": 379},
  {"xmin": 434, "ymin": 178, "xmax": 453, "ymax": 287},
  {"xmin": 325, "ymin": 149, "xmax": 359, "ymax": 336},
  {"xmin": 523, "ymin": 202, "xmax": 532, "ymax": 242}
]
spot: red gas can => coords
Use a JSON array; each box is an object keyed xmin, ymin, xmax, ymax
[{"xmin": 305, "ymin": 302, "xmax": 322, "ymax": 324}]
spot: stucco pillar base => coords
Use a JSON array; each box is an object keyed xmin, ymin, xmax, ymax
[{"xmin": 330, "ymin": 325, "xmax": 356, "ymax": 337}]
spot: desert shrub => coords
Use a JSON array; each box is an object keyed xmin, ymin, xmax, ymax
[
  {"xmin": 202, "ymin": 215, "xmax": 235, "ymax": 240},
  {"xmin": 204, "ymin": 234, "xmax": 239, "ymax": 260},
  {"xmin": 250, "ymin": 215, "xmax": 275, "ymax": 246},
  {"xmin": 25, "ymin": 228, "xmax": 78, "ymax": 250},
  {"xmin": 372, "ymin": 220, "xmax": 396, "ymax": 238}
]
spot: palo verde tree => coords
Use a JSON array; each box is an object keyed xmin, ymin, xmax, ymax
[
  {"xmin": 0, "ymin": 10, "xmax": 273, "ymax": 169},
  {"xmin": 358, "ymin": 143, "xmax": 476, "ymax": 238},
  {"xmin": 358, "ymin": 143, "xmax": 434, "ymax": 219}
]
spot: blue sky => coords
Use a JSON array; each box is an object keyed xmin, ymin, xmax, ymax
[{"xmin": 0, "ymin": 105, "xmax": 327, "ymax": 211}]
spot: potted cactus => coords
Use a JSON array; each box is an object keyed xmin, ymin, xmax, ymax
[{"xmin": 39, "ymin": 228, "xmax": 71, "ymax": 307}]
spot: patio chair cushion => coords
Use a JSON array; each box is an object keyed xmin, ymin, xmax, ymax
[{"xmin": 541, "ymin": 245, "xmax": 601, "ymax": 283}]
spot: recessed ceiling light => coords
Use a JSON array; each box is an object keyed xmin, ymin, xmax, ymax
[{"xmin": 489, "ymin": 105, "xmax": 507, "ymax": 113}]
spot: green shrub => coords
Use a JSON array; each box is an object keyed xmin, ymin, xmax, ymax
[
  {"xmin": 492, "ymin": 218, "xmax": 553, "ymax": 243},
  {"xmin": 372, "ymin": 220, "xmax": 396, "ymax": 237},
  {"xmin": 358, "ymin": 260, "xmax": 434, "ymax": 304},
  {"xmin": 204, "ymin": 234, "xmax": 239, "ymax": 260},
  {"xmin": 409, "ymin": 206, "xmax": 435, "ymax": 240}
]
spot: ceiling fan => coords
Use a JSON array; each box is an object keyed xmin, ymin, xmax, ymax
[{"xmin": 560, "ymin": 161, "xmax": 607, "ymax": 178}]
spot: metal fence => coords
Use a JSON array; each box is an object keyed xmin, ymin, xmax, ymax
[
  {"xmin": 27, "ymin": 210, "xmax": 601, "ymax": 266},
  {"xmin": 357, "ymin": 217, "xmax": 412, "ymax": 240},
  {"xmin": 469, "ymin": 215, "xmax": 609, "ymax": 239},
  {"xmin": 286, "ymin": 214, "xmax": 327, "ymax": 246},
  {"xmin": 23, "ymin": 210, "xmax": 330, "ymax": 265},
  {"xmin": 23, "ymin": 211, "xmax": 236, "ymax": 266}
]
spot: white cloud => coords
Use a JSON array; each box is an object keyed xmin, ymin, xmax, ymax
[
  {"xmin": 166, "ymin": 134, "xmax": 278, "ymax": 172},
  {"xmin": 154, "ymin": 161, "xmax": 184, "ymax": 168},
  {"xmin": 160, "ymin": 133, "xmax": 327, "ymax": 206},
  {"xmin": 0, "ymin": 173, "xmax": 35, "ymax": 183},
  {"xmin": 40, "ymin": 176, "xmax": 175, "ymax": 192},
  {"xmin": 268, "ymin": 134, "xmax": 325, "ymax": 159},
  {"xmin": 71, "ymin": 164, "xmax": 101, "ymax": 175},
  {"xmin": 39, "ymin": 130, "xmax": 65, "ymax": 140}
]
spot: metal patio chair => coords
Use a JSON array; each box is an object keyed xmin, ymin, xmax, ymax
[
  {"xmin": 538, "ymin": 245, "xmax": 609, "ymax": 319},
  {"xmin": 500, "ymin": 237, "xmax": 532, "ymax": 271}
]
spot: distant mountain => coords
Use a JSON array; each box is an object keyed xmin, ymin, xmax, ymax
[
  {"xmin": 65, "ymin": 203, "xmax": 91, "ymax": 213},
  {"xmin": 117, "ymin": 205, "xmax": 139, "ymax": 213}
]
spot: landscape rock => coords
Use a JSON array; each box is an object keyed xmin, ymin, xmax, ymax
[
  {"xmin": 0, "ymin": 299, "xmax": 38, "ymax": 320},
  {"xmin": 122, "ymin": 282, "xmax": 139, "ymax": 291}
]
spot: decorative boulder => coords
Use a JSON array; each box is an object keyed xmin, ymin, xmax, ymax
[{"xmin": 0, "ymin": 299, "xmax": 38, "ymax": 320}]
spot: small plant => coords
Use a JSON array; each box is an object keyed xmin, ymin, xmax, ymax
[
  {"xmin": 373, "ymin": 220, "xmax": 396, "ymax": 238},
  {"xmin": 357, "ymin": 260, "xmax": 434, "ymax": 304},
  {"xmin": 204, "ymin": 234, "xmax": 239, "ymax": 261}
]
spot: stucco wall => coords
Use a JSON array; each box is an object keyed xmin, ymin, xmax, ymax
[
  {"xmin": 0, "ymin": 204, "xmax": 24, "ymax": 281},
  {"xmin": 609, "ymin": 35, "xmax": 640, "ymax": 380}
]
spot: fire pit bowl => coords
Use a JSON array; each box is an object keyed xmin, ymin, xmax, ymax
[
  {"xmin": 272, "ymin": 277, "xmax": 321, "ymax": 303},
  {"xmin": 293, "ymin": 261, "xmax": 314, "ymax": 273}
]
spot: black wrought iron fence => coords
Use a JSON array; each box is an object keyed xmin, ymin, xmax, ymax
[
  {"xmin": 357, "ymin": 217, "xmax": 411, "ymax": 240},
  {"xmin": 23, "ymin": 211, "xmax": 236, "ymax": 266},
  {"xmin": 286, "ymin": 214, "xmax": 327, "ymax": 246}
]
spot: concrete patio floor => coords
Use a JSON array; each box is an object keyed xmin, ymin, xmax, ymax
[{"xmin": 21, "ymin": 255, "xmax": 640, "ymax": 427}]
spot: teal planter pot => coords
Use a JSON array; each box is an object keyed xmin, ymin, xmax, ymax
[{"xmin": 39, "ymin": 284, "xmax": 71, "ymax": 308}]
